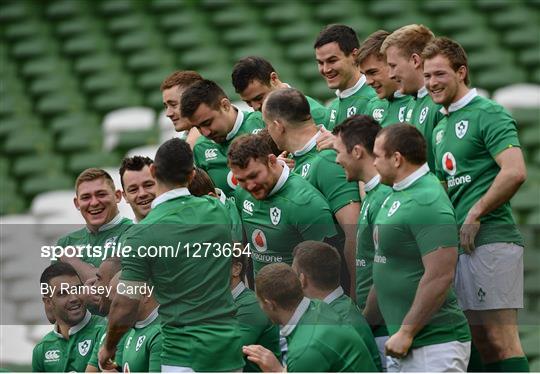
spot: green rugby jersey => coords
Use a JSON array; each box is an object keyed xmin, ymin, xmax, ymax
[
  {"xmin": 366, "ymin": 92, "xmax": 411, "ymax": 127},
  {"xmin": 404, "ymin": 87, "xmax": 444, "ymax": 171},
  {"xmin": 305, "ymin": 95, "xmax": 329, "ymax": 128},
  {"xmin": 326, "ymin": 75, "xmax": 377, "ymax": 130},
  {"xmin": 282, "ymin": 298, "xmax": 378, "ymax": 372},
  {"xmin": 324, "ymin": 287, "xmax": 382, "ymax": 372},
  {"xmin": 433, "ymin": 90, "xmax": 523, "ymax": 247},
  {"xmin": 234, "ymin": 163, "xmax": 337, "ymax": 274},
  {"xmin": 32, "ymin": 312, "xmax": 104, "ymax": 372},
  {"xmin": 55, "ymin": 215, "xmax": 132, "ymax": 268},
  {"xmin": 87, "ymin": 323, "xmax": 127, "ymax": 370},
  {"xmin": 356, "ymin": 175, "xmax": 392, "ymax": 310},
  {"xmin": 373, "ymin": 166, "xmax": 470, "ymax": 348},
  {"xmin": 216, "ymin": 188, "xmax": 243, "ymax": 243},
  {"xmin": 193, "ymin": 110, "xmax": 265, "ymax": 198},
  {"xmin": 122, "ymin": 308, "xmax": 162, "ymax": 372},
  {"xmin": 120, "ymin": 187, "xmax": 243, "ymax": 371},
  {"xmin": 232, "ymin": 282, "xmax": 280, "ymax": 372}
]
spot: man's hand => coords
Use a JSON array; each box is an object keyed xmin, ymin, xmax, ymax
[
  {"xmin": 243, "ymin": 345, "xmax": 285, "ymax": 372},
  {"xmin": 278, "ymin": 151, "xmax": 295, "ymax": 169},
  {"xmin": 316, "ymin": 128, "xmax": 336, "ymax": 151},
  {"xmin": 385, "ymin": 329, "xmax": 414, "ymax": 359},
  {"xmin": 98, "ymin": 345, "xmax": 117, "ymax": 372},
  {"xmin": 460, "ymin": 210, "xmax": 480, "ymax": 254}
]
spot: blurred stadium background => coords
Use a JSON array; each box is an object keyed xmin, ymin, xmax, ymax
[{"xmin": 0, "ymin": 0, "xmax": 539, "ymax": 370}]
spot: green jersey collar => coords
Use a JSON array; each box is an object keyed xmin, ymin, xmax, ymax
[
  {"xmin": 441, "ymin": 88, "xmax": 478, "ymax": 115},
  {"xmin": 280, "ymin": 297, "xmax": 310, "ymax": 337},
  {"xmin": 135, "ymin": 306, "xmax": 159, "ymax": 329},
  {"xmin": 416, "ymin": 86, "xmax": 429, "ymax": 99},
  {"xmin": 323, "ymin": 286, "xmax": 344, "ymax": 304},
  {"xmin": 268, "ymin": 160, "xmax": 290, "ymax": 198},
  {"xmin": 151, "ymin": 187, "xmax": 191, "ymax": 209},
  {"xmin": 364, "ymin": 175, "xmax": 381, "ymax": 193},
  {"xmin": 87, "ymin": 213, "xmax": 124, "ymax": 233},
  {"xmin": 336, "ymin": 74, "xmax": 366, "ymax": 99},
  {"xmin": 292, "ymin": 128, "xmax": 323, "ymax": 157},
  {"xmin": 231, "ymin": 281, "xmax": 246, "ymax": 301},
  {"xmin": 53, "ymin": 310, "xmax": 92, "ymax": 338},
  {"xmin": 225, "ymin": 107, "xmax": 244, "ymax": 141},
  {"xmin": 393, "ymin": 163, "xmax": 429, "ymax": 191},
  {"xmin": 215, "ymin": 188, "xmax": 227, "ymax": 205}
]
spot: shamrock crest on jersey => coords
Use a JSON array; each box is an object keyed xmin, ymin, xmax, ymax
[
  {"xmin": 252, "ymin": 229, "xmax": 267, "ymax": 252},
  {"xmin": 398, "ymin": 106, "xmax": 406, "ymax": 122},
  {"xmin": 442, "ymin": 152, "xmax": 457, "ymax": 176},
  {"xmin": 330, "ymin": 109, "xmax": 337, "ymax": 121},
  {"xmin": 419, "ymin": 107, "xmax": 429, "ymax": 124},
  {"xmin": 387, "ymin": 201, "xmax": 401, "ymax": 217},
  {"xmin": 406, "ymin": 108, "xmax": 413, "ymax": 122},
  {"xmin": 301, "ymin": 163, "xmax": 311, "ymax": 177},
  {"xmin": 78, "ymin": 340, "xmax": 91, "ymax": 356},
  {"xmin": 455, "ymin": 120, "xmax": 468, "ymax": 139},
  {"xmin": 270, "ymin": 207, "xmax": 281, "ymax": 225},
  {"xmin": 135, "ymin": 335, "xmax": 146, "ymax": 351},
  {"xmin": 346, "ymin": 106, "xmax": 357, "ymax": 117},
  {"xmin": 436, "ymin": 129, "xmax": 444, "ymax": 145}
]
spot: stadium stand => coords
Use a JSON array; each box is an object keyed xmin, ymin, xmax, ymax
[{"xmin": 0, "ymin": 0, "xmax": 539, "ymax": 370}]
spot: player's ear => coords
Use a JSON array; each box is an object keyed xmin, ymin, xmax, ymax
[
  {"xmin": 352, "ymin": 144, "xmax": 363, "ymax": 160},
  {"xmin": 73, "ymin": 196, "xmax": 80, "ymax": 210},
  {"xmin": 220, "ymin": 97, "xmax": 231, "ymax": 112},
  {"xmin": 149, "ymin": 164, "xmax": 156, "ymax": 179},
  {"xmin": 269, "ymin": 72, "xmax": 279, "ymax": 87},
  {"xmin": 350, "ymin": 48, "xmax": 360, "ymax": 60},
  {"xmin": 114, "ymin": 189, "xmax": 122, "ymax": 203},
  {"xmin": 457, "ymin": 65, "xmax": 467, "ymax": 83},
  {"xmin": 298, "ymin": 272, "xmax": 307, "ymax": 289},
  {"xmin": 267, "ymin": 154, "xmax": 277, "ymax": 166},
  {"xmin": 411, "ymin": 53, "xmax": 422, "ymax": 69}
]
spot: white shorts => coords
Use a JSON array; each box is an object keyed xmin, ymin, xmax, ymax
[
  {"xmin": 454, "ymin": 242, "xmax": 524, "ymax": 311},
  {"xmin": 387, "ymin": 340, "xmax": 471, "ymax": 372},
  {"xmin": 162, "ymin": 365, "xmax": 243, "ymax": 372},
  {"xmin": 375, "ymin": 335, "xmax": 390, "ymax": 371}
]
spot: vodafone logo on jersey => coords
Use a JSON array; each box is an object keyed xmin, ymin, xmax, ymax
[
  {"xmin": 227, "ymin": 170, "xmax": 239, "ymax": 189},
  {"xmin": 442, "ymin": 152, "xmax": 457, "ymax": 176},
  {"xmin": 252, "ymin": 229, "xmax": 267, "ymax": 252}
]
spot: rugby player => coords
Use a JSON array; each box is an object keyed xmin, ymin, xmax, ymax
[
  {"xmin": 180, "ymin": 79, "xmax": 265, "ymax": 197},
  {"xmin": 424, "ymin": 37, "xmax": 529, "ymax": 372},
  {"xmin": 366, "ymin": 124, "xmax": 471, "ymax": 371}
]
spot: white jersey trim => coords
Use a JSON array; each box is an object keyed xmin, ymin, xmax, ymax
[
  {"xmin": 268, "ymin": 160, "xmax": 290, "ymax": 197},
  {"xmin": 231, "ymin": 281, "xmax": 246, "ymax": 301},
  {"xmin": 53, "ymin": 310, "xmax": 92, "ymax": 338},
  {"xmin": 87, "ymin": 213, "xmax": 124, "ymax": 233},
  {"xmin": 151, "ymin": 187, "xmax": 191, "ymax": 209},
  {"xmin": 393, "ymin": 163, "xmax": 430, "ymax": 191},
  {"xmin": 292, "ymin": 129, "xmax": 323, "ymax": 157},
  {"xmin": 336, "ymin": 74, "xmax": 367, "ymax": 99},
  {"xmin": 323, "ymin": 286, "xmax": 344, "ymax": 304},
  {"xmin": 441, "ymin": 88, "xmax": 478, "ymax": 115},
  {"xmin": 280, "ymin": 297, "xmax": 310, "ymax": 337},
  {"xmin": 417, "ymin": 86, "xmax": 429, "ymax": 99},
  {"xmin": 215, "ymin": 188, "xmax": 227, "ymax": 205},
  {"xmin": 226, "ymin": 107, "xmax": 244, "ymax": 141},
  {"xmin": 135, "ymin": 306, "xmax": 159, "ymax": 329},
  {"xmin": 364, "ymin": 175, "xmax": 381, "ymax": 193}
]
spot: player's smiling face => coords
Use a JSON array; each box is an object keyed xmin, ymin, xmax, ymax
[
  {"xmin": 240, "ymin": 80, "xmax": 273, "ymax": 112},
  {"xmin": 424, "ymin": 54, "xmax": 465, "ymax": 108},
  {"xmin": 334, "ymin": 135, "xmax": 359, "ymax": 182},
  {"xmin": 385, "ymin": 46, "xmax": 419, "ymax": 95},
  {"xmin": 75, "ymin": 178, "xmax": 121, "ymax": 232},
  {"xmin": 231, "ymin": 157, "xmax": 278, "ymax": 200},
  {"xmin": 162, "ymin": 85, "xmax": 192, "ymax": 132},
  {"xmin": 189, "ymin": 102, "xmax": 233, "ymax": 144},
  {"xmin": 122, "ymin": 165, "xmax": 156, "ymax": 221},
  {"xmin": 315, "ymin": 42, "xmax": 359, "ymax": 91},
  {"xmin": 47, "ymin": 275, "xmax": 86, "ymax": 326},
  {"xmin": 360, "ymin": 54, "xmax": 399, "ymax": 99}
]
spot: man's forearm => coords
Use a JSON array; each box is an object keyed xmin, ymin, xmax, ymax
[
  {"xmin": 105, "ymin": 295, "xmax": 139, "ymax": 351},
  {"xmin": 363, "ymin": 285, "xmax": 383, "ymax": 327}
]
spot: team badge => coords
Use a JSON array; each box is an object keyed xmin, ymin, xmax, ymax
[
  {"xmin": 301, "ymin": 163, "xmax": 311, "ymax": 177},
  {"xmin": 136, "ymin": 335, "xmax": 146, "ymax": 351},
  {"xmin": 104, "ymin": 236, "xmax": 118, "ymax": 251},
  {"xmin": 387, "ymin": 201, "xmax": 401, "ymax": 217},
  {"xmin": 442, "ymin": 152, "xmax": 457, "ymax": 176},
  {"xmin": 405, "ymin": 109, "xmax": 413, "ymax": 122},
  {"xmin": 435, "ymin": 130, "xmax": 444, "ymax": 145},
  {"xmin": 455, "ymin": 120, "xmax": 468, "ymax": 139},
  {"xmin": 398, "ymin": 106, "xmax": 406, "ymax": 122},
  {"xmin": 419, "ymin": 107, "xmax": 429, "ymax": 124},
  {"xmin": 270, "ymin": 207, "xmax": 281, "ymax": 225},
  {"xmin": 227, "ymin": 170, "xmax": 239, "ymax": 189},
  {"xmin": 346, "ymin": 106, "xmax": 357, "ymax": 117},
  {"xmin": 78, "ymin": 340, "xmax": 92, "ymax": 356},
  {"xmin": 243, "ymin": 200, "xmax": 254, "ymax": 215},
  {"xmin": 251, "ymin": 229, "xmax": 267, "ymax": 252},
  {"xmin": 372, "ymin": 109, "xmax": 384, "ymax": 122},
  {"xmin": 204, "ymin": 148, "xmax": 218, "ymax": 161},
  {"xmin": 330, "ymin": 109, "xmax": 337, "ymax": 121}
]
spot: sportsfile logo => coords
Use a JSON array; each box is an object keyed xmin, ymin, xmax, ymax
[
  {"xmin": 45, "ymin": 350, "xmax": 60, "ymax": 362},
  {"xmin": 243, "ymin": 200, "xmax": 254, "ymax": 215},
  {"xmin": 205, "ymin": 148, "xmax": 218, "ymax": 161}
]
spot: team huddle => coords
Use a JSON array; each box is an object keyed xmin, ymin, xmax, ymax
[{"xmin": 33, "ymin": 23, "xmax": 529, "ymax": 372}]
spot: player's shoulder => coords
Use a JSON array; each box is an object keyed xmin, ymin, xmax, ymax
[
  {"xmin": 243, "ymin": 110, "xmax": 264, "ymax": 126},
  {"xmin": 57, "ymin": 227, "xmax": 87, "ymax": 244},
  {"xmin": 35, "ymin": 330, "xmax": 58, "ymax": 347},
  {"xmin": 405, "ymin": 173, "xmax": 449, "ymax": 207},
  {"xmin": 280, "ymin": 174, "xmax": 329, "ymax": 207},
  {"xmin": 469, "ymin": 95, "xmax": 511, "ymax": 116}
]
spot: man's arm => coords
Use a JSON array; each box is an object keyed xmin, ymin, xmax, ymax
[
  {"xmin": 99, "ymin": 292, "xmax": 140, "ymax": 370},
  {"xmin": 363, "ymin": 285, "xmax": 383, "ymax": 328},
  {"xmin": 461, "ymin": 147, "xmax": 526, "ymax": 252},
  {"xmin": 334, "ymin": 203, "xmax": 360, "ymax": 300},
  {"xmin": 243, "ymin": 345, "xmax": 285, "ymax": 372},
  {"xmin": 385, "ymin": 246, "xmax": 457, "ymax": 358}
]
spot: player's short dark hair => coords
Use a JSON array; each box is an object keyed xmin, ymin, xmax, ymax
[
  {"xmin": 119, "ymin": 156, "xmax": 153, "ymax": 189},
  {"xmin": 154, "ymin": 138, "xmax": 193, "ymax": 186},
  {"xmin": 332, "ymin": 115, "xmax": 382, "ymax": 154},
  {"xmin": 232, "ymin": 56, "xmax": 275, "ymax": 93},
  {"xmin": 314, "ymin": 24, "xmax": 359, "ymax": 55},
  {"xmin": 188, "ymin": 167, "xmax": 215, "ymax": 196},
  {"xmin": 40, "ymin": 262, "xmax": 81, "ymax": 296},
  {"xmin": 263, "ymin": 88, "xmax": 311, "ymax": 125},
  {"xmin": 358, "ymin": 30, "xmax": 390, "ymax": 64},
  {"xmin": 232, "ymin": 254, "xmax": 247, "ymax": 283},
  {"xmin": 160, "ymin": 70, "xmax": 203, "ymax": 91},
  {"xmin": 180, "ymin": 79, "xmax": 228, "ymax": 119},
  {"xmin": 255, "ymin": 263, "xmax": 304, "ymax": 310},
  {"xmin": 422, "ymin": 37, "xmax": 470, "ymax": 86},
  {"xmin": 293, "ymin": 241, "xmax": 341, "ymax": 291},
  {"xmin": 377, "ymin": 123, "xmax": 426, "ymax": 165},
  {"xmin": 75, "ymin": 168, "xmax": 116, "ymax": 193},
  {"xmin": 228, "ymin": 134, "xmax": 273, "ymax": 169}
]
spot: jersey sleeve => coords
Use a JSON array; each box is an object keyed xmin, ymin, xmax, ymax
[
  {"xmin": 481, "ymin": 107, "xmax": 521, "ymax": 158},
  {"xmin": 119, "ymin": 227, "xmax": 152, "ymax": 282},
  {"xmin": 295, "ymin": 194, "xmax": 337, "ymax": 242},
  {"xmin": 32, "ymin": 343, "xmax": 44, "ymax": 372},
  {"xmin": 86, "ymin": 327, "xmax": 105, "ymax": 369},
  {"xmin": 286, "ymin": 344, "xmax": 331, "ymax": 372},
  {"xmin": 410, "ymin": 203, "xmax": 459, "ymax": 256},
  {"xmin": 148, "ymin": 332, "xmax": 163, "ymax": 372},
  {"xmin": 314, "ymin": 152, "xmax": 360, "ymax": 213}
]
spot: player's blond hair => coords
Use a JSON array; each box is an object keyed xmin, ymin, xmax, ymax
[
  {"xmin": 380, "ymin": 24, "xmax": 434, "ymax": 58},
  {"xmin": 75, "ymin": 168, "xmax": 116, "ymax": 194}
]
